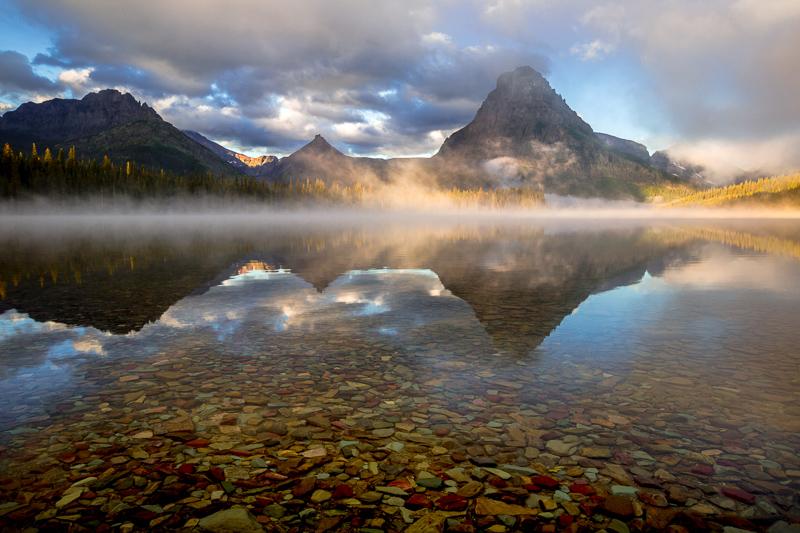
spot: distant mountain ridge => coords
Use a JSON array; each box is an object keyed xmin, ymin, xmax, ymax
[
  {"xmin": 183, "ymin": 130, "xmax": 277, "ymax": 176},
  {"xmin": 0, "ymin": 67, "xmax": 708, "ymax": 197},
  {"xmin": 0, "ymin": 90, "xmax": 232, "ymax": 175}
]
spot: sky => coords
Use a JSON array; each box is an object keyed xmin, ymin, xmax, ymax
[{"xmin": 0, "ymin": 0, "xmax": 798, "ymax": 177}]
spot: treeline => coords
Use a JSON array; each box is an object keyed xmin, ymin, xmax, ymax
[
  {"xmin": 0, "ymin": 143, "xmax": 544, "ymax": 207},
  {"xmin": 0, "ymin": 142, "xmax": 310, "ymax": 201},
  {"xmin": 664, "ymin": 173, "xmax": 800, "ymax": 207}
]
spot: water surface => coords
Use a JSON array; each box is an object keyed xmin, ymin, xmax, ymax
[{"xmin": 0, "ymin": 216, "xmax": 798, "ymax": 531}]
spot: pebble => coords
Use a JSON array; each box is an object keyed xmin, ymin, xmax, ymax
[{"xmin": 310, "ymin": 489, "xmax": 332, "ymax": 503}]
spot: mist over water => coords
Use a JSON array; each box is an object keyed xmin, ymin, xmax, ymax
[{"xmin": 3, "ymin": 196, "xmax": 800, "ymax": 223}]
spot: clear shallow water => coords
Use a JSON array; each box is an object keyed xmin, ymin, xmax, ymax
[{"xmin": 0, "ymin": 216, "xmax": 798, "ymax": 531}]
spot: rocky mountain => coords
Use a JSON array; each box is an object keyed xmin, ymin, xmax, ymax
[
  {"xmin": 269, "ymin": 134, "xmax": 392, "ymax": 185},
  {"xmin": 0, "ymin": 90, "xmax": 233, "ymax": 175},
  {"xmin": 183, "ymin": 130, "xmax": 278, "ymax": 176},
  {"xmin": 1, "ymin": 69, "xmax": 696, "ymax": 197},
  {"xmin": 431, "ymin": 66, "xmax": 674, "ymax": 196},
  {"xmin": 595, "ymin": 133, "xmax": 650, "ymax": 165}
]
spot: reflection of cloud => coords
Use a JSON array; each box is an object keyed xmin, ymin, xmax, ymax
[
  {"xmin": 72, "ymin": 338, "xmax": 105, "ymax": 355},
  {"xmin": 0, "ymin": 311, "xmax": 67, "ymax": 340},
  {"xmin": 662, "ymin": 245, "xmax": 799, "ymax": 293}
]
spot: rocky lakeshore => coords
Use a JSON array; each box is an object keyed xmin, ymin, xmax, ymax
[{"xmin": 1, "ymin": 323, "xmax": 798, "ymax": 533}]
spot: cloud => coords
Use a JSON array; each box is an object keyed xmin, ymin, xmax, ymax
[
  {"xmin": 481, "ymin": 0, "xmax": 800, "ymax": 177},
  {"xmin": 0, "ymin": 50, "xmax": 58, "ymax": 96},
  {"xmin": 57, "ymin": 67, "xmax": 94, "ymax": 93},
  {"xmin": 570, "ymin": 39, "xmax": 615, "ymax": 61},
  {"xmin": 576, "ymin": 0, "xmax": 800, "ymax": 139},
  {"xmin": 665, "ymin": 133, "xmax": 800, "ymax": 183},
  {"xmin": 2, "ymin": 0, "xmax": 798, "ymax": 175},
  {"xmin": 7, "ymin": 0, "xmax": 549, "ymax": 156}
]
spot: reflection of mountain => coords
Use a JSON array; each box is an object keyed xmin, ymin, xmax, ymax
[
  {"xmin": 0, "ymin": 224, "xmax": 721, "ymax": 356},
  {"xmin": 0, "ymin": 239, "xmax": 257, "ymax": 333}
]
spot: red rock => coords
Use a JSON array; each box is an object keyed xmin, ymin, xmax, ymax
[
  {"xmin": 185, "ymin": 439, "xmax": 210, "ymax": 448},
  {"xmin": 720, "ymin": 486, "xmax": 755, "ymax": 504},
  {"xmin": 388, "ymin": 479, "xmax": 413, "ymax": 491},
  {"xmin": 58, "ymin": 452, "xmax": 76, "ymax": 463},
  {"xmin": 691, "ymin": 464, "xmax": 714, "ymax": 476},
  {"xmin": 531, "ymin": 475, "xmax": 559, "ymax": 489},
  {"xmin": 558, "ymin": 514, "xmax": 573, "ymax": 527},
  {"xmin": 569, "ymin": 482, "xmax": 594, "ymax": 495},
  {"xmin": 177, "ymin": 464, "xmax": 195, "ymax": 475},
  {"xmin": 638, "ymin": 490, "xmax": 668, "ymax": 507},
  {"xmin": 436, "ymin": 493, "xmax": 468, "ymax": 511},
  {"xmin": 332, "ymin": 484, "xmax": 354, "ymax": 499},
  {"xmin": 255, "ymin": 496, "xmax": 273, "ymax": 507},
  {"xmin": 229, "ymin": 449, "xmax": 252, "ymax": 457},
  {"xmin": 132, "ymin": 466, "xmax": 152, "ymax": 476},
  {"xmin": 292, "ymin": 477, "xmax": 316, "ymax": 497},
  {"xmin": 209, "ymin": 467, "xmax": 226, "ymax": 482},
  {"xmin": 405, "ymin": 493, "xmax": 432, "ymax": 509},
  {"xmin": 154, "ymin": 464, "xmax": 175, "ymax": 475},
  {"xmin": 488, "ymin": 477, "xmax": 507, "ymax": 488}
]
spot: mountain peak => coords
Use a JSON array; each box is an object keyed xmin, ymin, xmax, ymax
[
  {"xmin": 0, "ymin": 88, "xmax": 161, "ymax": 145},
  {"xmin": 80, "ymin": 89, "xmax": 160, "ymax": 118},
  {"xmin": 436, "ymin": 65, "xmax": 594, "ymax": 160},
  {"xmin": 496, "ymin": 65, "xmax": 550, "ymax": 91},
  {"xmin": 300, "ymin": 134, "xmax": 340, "ymax": 155}
]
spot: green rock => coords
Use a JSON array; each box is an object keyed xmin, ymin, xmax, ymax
[
  {"xmin": 416, "ymin": 477, "xmax": 443, "ymax": 489},
  {"xmin": 263, "ymin": 504, "xmax": 286, "ymax": 518},
  {"xmin": 611, "ymin": 485, "xmax": 638, "ymax": 496}
]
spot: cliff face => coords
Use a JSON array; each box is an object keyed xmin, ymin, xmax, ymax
[{"xmin": 0, "ymin": 89, "xmax": 160, "ymax": 145}]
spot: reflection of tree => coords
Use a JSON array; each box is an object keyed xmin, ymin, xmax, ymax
[{"xmin": 669, "ymin": 226, "xmax": 800, "ymax": 261}]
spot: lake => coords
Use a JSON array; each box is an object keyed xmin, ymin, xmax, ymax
[{"xmin": 0, "ymin": 214, "xmax": 798, "ymax": 531}]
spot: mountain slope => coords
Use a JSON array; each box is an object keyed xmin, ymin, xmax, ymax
[
  {"xmin": 595, "ymin": 133, "xmax": 650, "ymax": 165},
  {"xmin": 183, "ymin": 130, "xmax": 278, "ymax": 176},
  {"xmin": 0, "ymin": 90, "xmax": 234, "ymax": 175}
]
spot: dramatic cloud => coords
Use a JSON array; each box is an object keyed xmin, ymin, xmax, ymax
[
  {"xmin": 0, "ymin": 50, "xmax": 58, "ymax": 96},
  {"xmin": 2, "ymin": 0, "xmax": 798, "ymax": 174}
]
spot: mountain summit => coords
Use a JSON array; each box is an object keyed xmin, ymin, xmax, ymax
[
  {"xmin": 433, "ymin": 66, "xmax": 672, "ymax": 195},
  {"xmin": 0, "ymin": 89, "xmax": 160, "ymax": 146},
  {"xmin": 438, "ymin": 66, "xmax": 594, "ymax": 159}
]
